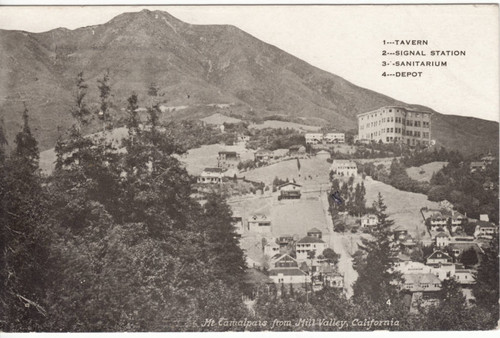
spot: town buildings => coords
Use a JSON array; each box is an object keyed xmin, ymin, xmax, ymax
[
  {"xmin": 248, "ymin": 214, "xmax": 272, "ymax": 233},
  {"xmin": 278, "ymin": 182, "xmax": 302, "ymax": 200},
  {"xmin": 268, "ymin": 254, "xmax": 310, "ymax": 285},
  {"xmin": 217, "ymin": 151, "xmax": 240, "ymax": 168},
  {"xmin": 357, "ymin": 106, "xmax": 432, "ymax": 146},
  {"xmin": 296, "ymin": 234, "xmax": 327, "ymax": 261},
  {"xmin": 330, "ymin": 160, "xmax": 358, "ymax": 177},
  {"xmin": 305, "ymin": 133, "xmax": 324, "ymax": 145},
  {"xmin": 305, "ymin": 132, "xmax": 345, "ymax": 145},
  {"xmin": 361, "ymin": 214, "xmax": 378, "ymax": 228},
  {"xmin": 197, "ymin": 167, "xmax": 224, "ymax": 184}
]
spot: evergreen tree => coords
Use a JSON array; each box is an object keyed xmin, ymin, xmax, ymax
[
  {"xmin": 203, "ymin": 193, "xmax": 246, "ymax": 285},
  {"xmin": 473, "ymin": 239, "xmax": 499, "ymax": 319},
  {"xmin": 1, "ymin": 107, "xmax": 49, "ymax": 331},
  {"xmin": 353, "ymin": 193, "xmax": 401, "ymax": 305}
]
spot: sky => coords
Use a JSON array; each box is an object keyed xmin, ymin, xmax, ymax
[{"xmin": 0, "ymin": 5, "xmax": 498, "ymax": 122}]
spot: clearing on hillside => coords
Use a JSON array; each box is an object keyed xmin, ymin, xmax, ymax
[{"xmin": 406, "ymin": 161, "xmax": 448, "ymax": 182}]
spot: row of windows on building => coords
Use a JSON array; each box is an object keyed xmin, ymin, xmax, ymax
[
  {"xmin": 361, "ymin": 119, "xmax": 430, "ymax": 129},
  {"xmin": 384, "ymin": 137, "xmax": 429, "ymax": 145},
  {"xmin": 365, "ymin": 130, "xmax": 429, "ymax": 138},
  {"xmin": 360, "ymin": 110, "xmax": 430, "ymax": 120}
]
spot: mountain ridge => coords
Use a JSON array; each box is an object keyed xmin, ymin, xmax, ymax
[{"xmin": 0, "ymin": 9, "xmax": 497, "ymax": 155}]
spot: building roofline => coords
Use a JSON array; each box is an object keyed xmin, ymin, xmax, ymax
[{"xmin": 356, "ymin": 106, "xmax": 434, "ymax": 117}]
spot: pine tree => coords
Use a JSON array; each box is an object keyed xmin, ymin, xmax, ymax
[
  {"xmin": 353, "ymin": 193, "xmax": 401, "ymax": 305},
  {"xmin": 97, "ymin": 70, "xmax": 113, "ymax": 130},
  {"xmin": 203, "ymin": 193, "xmax": 246, "ymax": 285},
  {"xmin": 473, "ymin": 239, "xmax": 499, "ymax": 318},
  {"xmin": 1, "ymin": 107, "xmax": 48, "ymax": 331}
]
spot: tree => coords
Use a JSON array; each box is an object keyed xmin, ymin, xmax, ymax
[
  {"xmin": 203, "ymin": 193, "xmax": 247, "ymax": 286},
  {"xmin": 72, "ymin": 72, "xmax": 92, "ymax": 128},
  {"xmin": 473, "ymin": 239, "xmax": 499, "ymax": 317},
  {"xmin": 459, "ymin": 247, "xmax": 478, "ymax": 267},
  {"xmin": 353, "ymin": 193, "xmax": 401, "ymax": 305},
  {"xmin": 423, "ymin": 279, "xmax": 495, "ymax": 330},
  {"xmin": 97, "ymin": 70, "xmax": 113, "ymax": 129},
  {"xmin": 1, "ymin": 107, "xmax": 49, "ymax": 331},
  {"xmin": 322, "ymin": 248, "xmax": 340, "ymax": 266}
]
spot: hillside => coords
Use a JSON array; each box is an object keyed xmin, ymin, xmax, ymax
[{"xmin": 0, "ymin": 9, "xmax": 497, "ymax": 154}]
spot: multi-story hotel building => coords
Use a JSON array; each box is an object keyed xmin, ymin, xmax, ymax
[{"xmin": 357, "ymin": 106, "xmax": 432, "ymax": 146}]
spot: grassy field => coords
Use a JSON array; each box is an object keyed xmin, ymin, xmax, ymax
[
  {"xmin": 360, "ymin": 176, "xmax": 437, "ymax": 239},
  {"xmin": 248, "ymin": 120, "xmax": 322, "ymax": 132},
  {"xmin": 179, "ymin": 143, "xmax": 255, "ymax": 176},
  {"xmin": 243, "ymin": 157, "xmax": 331, "ymax": 186},
  {"xmin": 406, "ymin": 161, "xmax": 448, "ymax": 182}
]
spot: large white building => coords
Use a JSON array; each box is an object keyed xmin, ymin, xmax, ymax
[
  {"xmin": 305, "ymin": 132, "xmax": 345, "ymax": 145},
  {"xmin": 330, "ymin": 160, "xmax": 358, "ymax": 177},
  {"xmin": 357, "ymin": 106, "xmax": 432, "ymax": 146},
  {"xmin": 324, "ymin": 133, "xmax": 345, "ymax": 144},
  {"xmin": 197, "ymin": 167, "xmax": 224, "ymax": 184},
  {"xmin": 295, "ymin": 236, "xmax": 326, "ymax": 261},
  {"xmin": 305, "ymin": 133, "xmax": 324, "ymax": 145}
]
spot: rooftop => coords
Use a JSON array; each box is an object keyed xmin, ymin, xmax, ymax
[
  {"xmin": 297, "ymin": 236, "xmax": 325, "ymax": 244},
  {"xmin": 268, "ymin": 268, "xmax": 307, "ymax": 276},
  {"xmin": 203, "ymin": 167, "xmax": 225, "ymax": 173}
]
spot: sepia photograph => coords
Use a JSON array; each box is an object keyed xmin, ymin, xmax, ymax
[{"xmin": 0, "ymin": 4, "xmax": 498, "ymax": 333}]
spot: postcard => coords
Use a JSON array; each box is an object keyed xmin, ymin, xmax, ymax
[{"xmin": 0, "ymin": 4, "xmax": 498, "ymax": 333}]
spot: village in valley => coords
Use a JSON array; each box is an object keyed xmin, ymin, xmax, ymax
[{"xmin": 178, "ymin": 106, "xmax": 498, "ymax": 311}]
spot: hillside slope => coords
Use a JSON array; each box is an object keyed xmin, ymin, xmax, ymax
[{"xmin": 0, "ymin": 9, "xmax": 497, "ymax": 154}]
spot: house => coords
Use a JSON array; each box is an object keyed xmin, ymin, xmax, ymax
[
  {"xmin": 307, "ymin": 228, "xmax": 322, "ymax": 239},
  {"xmin": 248, "ymin": 214, "xmax": 271, "ymax": 233},
  {"xmin": 401, "ymin": 273, "xmax": 442, "ymax": 292},
  {"xmin": 427, "ymin": 212, "xmax": 448, "ymax": 230},
  {"xmin": 276, "ymin": 235, "xmax": 295, "ymax": 249},
  {"xmin": 218, "ymin": 151, "xmax": 240, "ymax": 168},
  {"xmin": 435, "ymin": 232, "xmax": 450, "ymax": 248},
  {"xmin": 268, "ymin": 254, "xmax": 310, "ymax": 285},
  {"xmin": 398, "ymin": 234, "xmax": 417, "ymax": 249},
  {"xmin": 295, "ymin": 236, "xmax": 327, "ymax": 261},
  {"xmin": 277, "ymin": 182, "xmax": 302, "ymax": 200},
  {"xmin": 237, "ymin": 134, "xmax": 250, "ymax": 143},
  {"xmin": 268, "ymin": 268, "xmax": 309, "ymax": 285},
  {"xmin": 470, "ymin": 161, "xmax": 486, "ymax": 173},
  {"xmin": 361, "ymin": 214, "xmax": 378, "ymax": 228},
  {"xmin": 305, "ymin": 133, "xmax": 324, "ymax": 145},
  {"xmin": 449, "ymin": 211, "xmax": 467, "ymax": 232},
  {"xmin": 315, "ymin": 263, "xmax": 344, "ymax": 289},
  {"xmin": 454, "ymin": 266, "xmax": 476, "ymax": 285},
  {"xmin": 197, "ymin": 167, "xmax": 225, "ymax": 184},
  {"xmin": 254, "ymin": 149, "xmax": 274, "ymax": 162},
  {"xmin": 271, "ymin": 253, "xmax": 299, "ymax": 269},
  {"xmin": 426, "ymin": 250, "xmax": 453, "ymax": 265},
  {"xmin": 324, "ymin": 133, "xmax": 345, "ymax": 144},
  {"xmin": 316, "ymin": 150, "xmax": 331, "ymax": 159},
  {"xmin": 330, "ymin": 160, "xmax": 357, "ymax": 177},
  {"xmin": 473, "ymin": 220, "xmax": 498, "ymax": 239}
]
